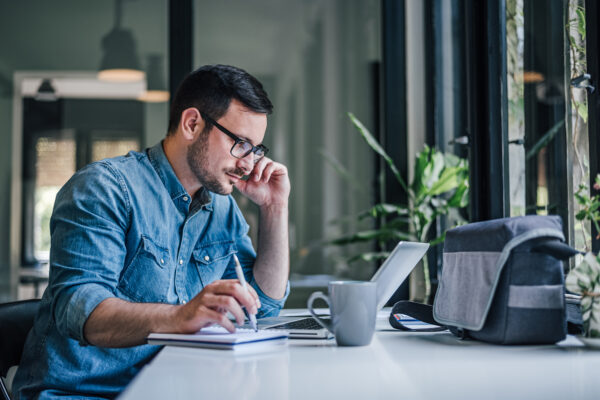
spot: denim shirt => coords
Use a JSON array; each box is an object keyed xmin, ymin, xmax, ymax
[{"xmin": 13, "ymin": 142, "xmax": 288, "ymax": 399}]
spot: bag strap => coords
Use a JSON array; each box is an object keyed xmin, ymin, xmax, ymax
[
  {"xmin": 388, "ymin": 301, "xmax": 447, "ymax": 332},
  {"xmin": 389, "ymin": 298, "xmax": 580, "ymax": 337}
]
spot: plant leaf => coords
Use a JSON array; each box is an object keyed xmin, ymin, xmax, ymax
[
  {"xmin": 428, "ymin": 166, "xmax": 464, "ymax": 196},
  {"xmin": 411, "ymin": 145, "xmax": 430, "ymax": 196},
  {"xmin": 319, "ymin": 148, "xmax": 364, "ymax": 193},
  {"xmin": 447, "ymin": 183, "xmax": 469, "ymax": 208},
  {"xmin": 577, "ymin": 7, "xmax": 586, "ymax": 39},
  {"xmin": 526, "ymin": 119, "xmax": 565, "ymax": 160},
  {"xmin": 358, "ymin": 203, "xmax": 409, "ymax": 219},
  {"xmin": 348, "ymin": 252, "xmax": 390, "ymax": 263},
  {"xmin": 328, "ymin": 229, "xmax": 413, "ymax": 245},
  {"xmin": 348, "ymin": 112, "xmax": 411, "ymax": 196}
]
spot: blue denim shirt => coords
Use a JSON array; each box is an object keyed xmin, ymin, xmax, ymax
[{"xmin": 13, "ymin": 142, "xmax": 288, "ymax": 399}]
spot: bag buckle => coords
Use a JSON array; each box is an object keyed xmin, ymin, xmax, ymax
[{"xmin": 456, "ymin": 328, "xmax": 467, "ymax": 340}]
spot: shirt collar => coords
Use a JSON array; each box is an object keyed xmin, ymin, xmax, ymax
[{"xmin": 147, "ymin": 141, "xmax": 214, "ymax": 211}]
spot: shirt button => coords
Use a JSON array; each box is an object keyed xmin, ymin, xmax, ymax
[
  {"xmin": 183, "ymin": 196, "xmax": 189, "ymax": 202},
  {"xmin": 204, "ymin": 255, "xmax": 210, "ymax": 261},
  {"xmin": 179, "ymin": 259, "xmax": 183, "ymax": 265},
  {"xmin": 160, "ymin": 258, "xmax": 164, "ymax": 264},
  {"xmin": 182, "ymin": 300, "xmax": 187, "ymax": 304}
]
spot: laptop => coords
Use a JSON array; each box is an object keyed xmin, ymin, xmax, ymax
[{"xmin": 261, "ymin": 241, "xmax": 429, "ymax": 339}]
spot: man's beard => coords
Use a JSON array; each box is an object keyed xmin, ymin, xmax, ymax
[{"xmin": 187, "ymin": 133, "xmax": 245, "ymax": 195}]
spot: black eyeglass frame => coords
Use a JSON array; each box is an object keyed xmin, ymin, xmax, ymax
[{"xmin": 200, "ymin": 111, "xmax": 269, "ymax": 162}]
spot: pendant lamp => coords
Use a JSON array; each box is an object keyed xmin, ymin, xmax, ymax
[
  {"xmin": 138, "ymin": 54, "xmax": 169, "ymax": 102},
  {"xmin": 98, "ymin": 0, "xmax": 145, "ymax": 82},
  {"xmin": 35, "ymin": 79, "xmax": 58, "ymax": 102}
]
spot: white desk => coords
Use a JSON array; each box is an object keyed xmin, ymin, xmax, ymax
[{"xmin": 119, "ymin": 309, "xmax": 600, "ymax": 400}]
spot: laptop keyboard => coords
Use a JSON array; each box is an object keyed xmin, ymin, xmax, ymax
[{"xmin": 267, "ymin": 317, "xmax": 330, "ymax": 330}]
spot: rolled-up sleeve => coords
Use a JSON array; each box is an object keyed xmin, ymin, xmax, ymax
[
  {"xmin": 249, "ymin": 278, "xmax": 290, "ymax": 318},
  {"xmin": 48, "ymin": 162, "xmax": 129, "ymax": 345}
]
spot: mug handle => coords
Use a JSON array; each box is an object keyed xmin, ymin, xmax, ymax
[{"xmin": 307, "ymin": 291, "xmax": 333, "ymax": 333}]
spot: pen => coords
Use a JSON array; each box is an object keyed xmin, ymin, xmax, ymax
[{"xmin": 233, "ymin": 254, "xmax": 258, "ymax": 332}]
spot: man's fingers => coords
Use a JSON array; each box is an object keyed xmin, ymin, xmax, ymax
[
  {"xmin": 261, "ymin": 162, "xmax": 276, "ymax": 182},
  {"xmin": 205, "ymin": 280, "xmax": 258, "ymax": 315},
  {"xmin": 246, "ymin": 284, "xmax": 261, "ymax": 308},
  {"xmin": 203, "ymin": 307, "xmax": 236, "ymax": 333},
  {"xmin": 178, "ymin": 279, "xmax": 264, "ymax": 334},
  {"xmin": 250, "ymin": 157, "xmax": 270, "ymax": 182},
  {"xmin": 203, "ymin": 293, "xmax": 246, "ymax": 326}
]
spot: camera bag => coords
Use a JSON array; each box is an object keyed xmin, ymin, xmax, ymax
[{"xmin": 389, "ymin": 215, "xmax": 581, "ymax": 344}]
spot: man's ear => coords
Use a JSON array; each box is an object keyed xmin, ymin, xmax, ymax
[{"xmin": 179, "ymin": 108, "xmax": 203, "ymax": 141}]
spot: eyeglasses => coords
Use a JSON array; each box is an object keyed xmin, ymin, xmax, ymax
[{"xmin": 200, "ymin": 112, "xmax": 269, "ymax": 163}]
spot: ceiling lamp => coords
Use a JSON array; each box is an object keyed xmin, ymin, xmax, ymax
[
  {"xmin": 138, "ymin": 54, "xmax": 169, "ymax": 103},
  {"xmin": 98, "ymin": 0, "xmax": 145, "ymax": 82},
  {"xmin": 35, "ymin": 79, "xmax": 58, "ymax": 102}
]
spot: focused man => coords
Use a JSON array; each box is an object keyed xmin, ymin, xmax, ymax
[{"xmin": 13, "ymin": 64, "xmax": 290, "ymax": 399}]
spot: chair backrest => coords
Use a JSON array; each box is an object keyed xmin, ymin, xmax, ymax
[{"xmin": 0, "ymin": 299, "xmax": 40, "ymax": 377}]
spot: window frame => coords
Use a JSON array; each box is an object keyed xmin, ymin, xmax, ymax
[
  {"xmin": 20, "ymin": 97, "xmax": 144, "ymax": 266},
  {"xmin": 585, "ymin": 0, "xmax": 600, "ymax": 252}
]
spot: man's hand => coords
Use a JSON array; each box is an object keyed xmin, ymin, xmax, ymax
[
  {"xmin": 172, "ymin": 280, "xmax": 261, "ymax": 334},
  {"xmin": 234, "ymin": 157, "xmax": 290, "ymax": 208},
  {"xmin": 233, "ymin": 157, "xmax": 290, "ymax": 300},
  {"xmin": 84, "ymin": 280, "xmax": 261, "ymax": 347}
]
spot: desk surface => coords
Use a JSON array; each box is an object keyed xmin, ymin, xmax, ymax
[{"xmin": 119, "ymin": 309, "xmax": 600, "ymax": 400}]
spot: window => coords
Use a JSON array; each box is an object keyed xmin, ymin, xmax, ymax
[
  {"xmin": 34, "ymin": 134, "xmax": 76, "ymax": 260},
  {"xmin": 507, "ymin": 0, "xmax": 591, "ymax": 256},
  {"xmin": 21, "ymin": 98, "xmax": 143, "ymax": 265}
]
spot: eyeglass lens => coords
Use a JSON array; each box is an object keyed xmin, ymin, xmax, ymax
[{"xmin": 231, "ymin": 142, "xmax": 266, "ymax": 161}]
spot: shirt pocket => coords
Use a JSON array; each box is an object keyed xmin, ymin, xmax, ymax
[
  {"xmin": 118, "ymin": 235, "xmax": 171, "ymax": 303},
  {"xmin": 192, "ymin": 241, "xmax": 237, "ymax": 286}
]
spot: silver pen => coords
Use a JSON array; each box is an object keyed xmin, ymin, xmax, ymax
[{"xmin": 233, "ymin": 254, "xmax": 258, "ymax": 332}]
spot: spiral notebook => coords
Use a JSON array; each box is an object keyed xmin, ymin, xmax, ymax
[{"xmin": 147, "ymin": 326, "xmax": 289, "ymax": 351}]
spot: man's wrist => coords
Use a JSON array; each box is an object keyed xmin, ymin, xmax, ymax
[
  {"xmin": 259, "ymin": 203, "xmax": 288, "ymax": 216},
  {"xmin": 150, "ymin": 303, "xmax": 181, "ymax": 334}
]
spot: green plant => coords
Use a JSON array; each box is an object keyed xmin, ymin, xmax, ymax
[
  {"xmin": 566, "ymin": 252, "xmax": 600, "ymax": 338},
  {"xmin": 567, "ymin": 173, "xmax": 600, "ymax": 338},
  {"xmin": 327, "ymin": 113, "xmax": 469, "ymax": 298},
  {"xmin": 575, "ymin": 174, "xmax": 600, "ymax": 247}
]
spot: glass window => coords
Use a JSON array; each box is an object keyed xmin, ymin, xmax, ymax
[
  {"xmin": 507, "ymin": 0, "xmax": 590, "ymax": 255},
  {"xmin": 34, "ymin": 134, "xmax": 76, "ymax": 260},
  {"xmin": 91, "ymin": 138, "xmax": 141, "ymax": 163},
  {"xmin": 22, "ymin": 97, "xmax": 144, "ymax": 264},
  {"xmin": 566, "ymin": 0, "xmax": 591, "ymax": 253}
]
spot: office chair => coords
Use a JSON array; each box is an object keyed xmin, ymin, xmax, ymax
[{"xmin": 0, "ymin": 299, "xmax": 40, "ymax": 400}]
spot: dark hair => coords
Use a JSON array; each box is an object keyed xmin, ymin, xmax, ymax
[{"xmin": 167, "ymin": 64, "xmax": 273, "ymax": 135}]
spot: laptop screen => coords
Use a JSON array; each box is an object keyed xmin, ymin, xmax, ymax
[{"xmin": 370, "ymin": 241, "xmax": 429, "ymax": 310}]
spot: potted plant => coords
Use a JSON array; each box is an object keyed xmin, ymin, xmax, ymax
[
  {"xmin": 566, "ymin": 174, "xmax": 600, "ymax": 340},
  {"xmin": 326, "ymin": 113, "xmax": 469, "ymax": 302}
]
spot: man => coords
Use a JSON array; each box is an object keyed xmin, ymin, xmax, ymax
[{"xmin": 13, "ymin": 64, "xmax": 290, "ymax": 399}]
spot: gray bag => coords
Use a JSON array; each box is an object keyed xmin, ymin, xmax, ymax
[{"xmin": 390, "ymin": 215, "xmax": 580, "ymax": 344}]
